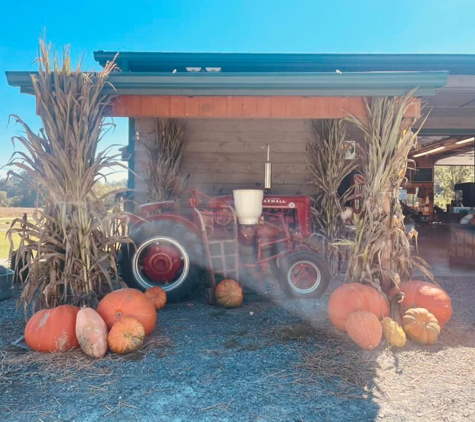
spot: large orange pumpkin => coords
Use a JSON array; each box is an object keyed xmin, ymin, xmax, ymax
[
  {"xmin": 97, "ymin": 288, "xmax": 157, "ymax": 335},
  {"xmin": 108, "ymin": 317, "xmax": 145, "ymax": 354},
  {"xmin": 215, "ymin": 279, "xmax": 244, "ymax": 308},
  {"xmin": 389, "ymin": 280, "xmax": 452, "ymax": 328},
  {"xmin": 76, "ymin": 307, "xmax": 108, "ymax": 359},
  {"xmin": 328, "ymin": 283, "xmax": 389, "ymax": 331},
  {"xmin": 345, "ymin": 311, "xmax": 383, "ymax": 350},
  {"xmin": 145, "ymin": 286, "xmax": 167, "ymax": 310},
  {"xmin": 25, "ymin": 305, "xmax": 80, "ymax": 352}
]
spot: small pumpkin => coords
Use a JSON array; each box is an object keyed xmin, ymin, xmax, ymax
[
  {"xmin": 107, "ymin": 317, "xmax": 145, "ymax": 355},
  {"xmin": 402, "ymin": 308, "xmax": 441, "ymax": 345},
  {"xmin": 215, "ymin": 279, "xmax": 244, "ymax": 308},
  {"xmin": 25, "ymin": 305, "xmax": 80, "ymax": 352},
  {"xmin": 97, "ymin": 288, "xmax": 157, "ymax": 335},
  {"xmin": 345, "ymin": 311, "xmax": 382, "ymax": 350},
  {"xmin": 145, "ymin": 286, "xmax": 167, "ymax": 310},
  {"xmin": 76, "ymin": 307, "xmax": 108, "ymax": 359},
  {"xmin": 389, "ymin": 280, "xmax": 452, "ymax": 328},
  {"xmin": 328, "ymin": 283, "xmax": 389, "ymax": 331}
]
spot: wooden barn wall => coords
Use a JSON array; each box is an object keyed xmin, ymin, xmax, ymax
[{"xmin": 133, "ymin": 118, "xmax": 363, "ymax": 204}]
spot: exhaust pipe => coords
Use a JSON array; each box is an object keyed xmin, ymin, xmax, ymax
[{"xmin": 264, "ymin": 144, "xmax": 272, "ymax": 194}]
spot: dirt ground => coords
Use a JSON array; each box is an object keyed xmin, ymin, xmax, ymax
[
  {"xmin": 1, "ymin": 274, "xmax": 474, "ymax": 422},
  {"xmin": 0, "ymin": 208, "xmax": 36, "ymax": 219}
]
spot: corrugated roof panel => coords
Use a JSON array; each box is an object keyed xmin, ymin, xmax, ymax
[{"xmin": 93, "ymin": 51, "xmax": 475, "ymax": 75}]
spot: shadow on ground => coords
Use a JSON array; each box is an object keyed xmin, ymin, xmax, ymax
[{"xmin": 1, "ymin": 284, "xmax": 381, "ymax": 422}]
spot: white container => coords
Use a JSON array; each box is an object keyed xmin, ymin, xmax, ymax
[{"xmin": 233, "ymin": 189, "xmax": 263, "ymax": 225}]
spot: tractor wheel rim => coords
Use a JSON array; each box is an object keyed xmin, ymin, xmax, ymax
[
  {"xmin": 132, "ymin": 237, "xmax": 190, "ymax": 291},
  {"xmin": 287, "ymin": 260, "xmax": 321, "ymax": 294}
]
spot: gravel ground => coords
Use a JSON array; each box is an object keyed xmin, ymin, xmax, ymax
[{"xmin": 1, "ymin": 275, "xmax": 474, "ymax": 422}]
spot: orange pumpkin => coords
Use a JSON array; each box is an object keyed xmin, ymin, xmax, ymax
[
  {"xmin": 328, "ymin": 283, "xmax": 389, "ymax": 331},
  {"xmin": 389, "ymin": 280, "xmax": 452, "ymax": 328},
  {"xmin": 345, "ymin": 311, "xmax": 382, "ymax": 350},
  {"xmin": 144, "ymin": 286, "xmax": 167, "ymax": 310},
  {"xmin": 97, "ymin": 288, "xmax": 157, "ymax": 335},
  {"xmin": 25, "ymin": 305, "xmax": 80, "ymax": 352},
  {"xmin": 402, "ymin": 308, "xmax": 441, "ymax": 345},
  {"xmin": 215, "ymin": 279, "xmax": 244, "ymax": 308},
  {"xmin": 107, "ymin": 317, "xmax": 145, "ymax": 354},
  {"xmin": 76, "ymin": 307, "xmax": 108, "ymax": 359}
]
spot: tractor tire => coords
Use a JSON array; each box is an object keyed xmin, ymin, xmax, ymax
[
  {"xmin": 118, "ymin": 220, "xmax": 205, "ymax": 303},
  {"xmin": 278, "ymin": 251, "xmax": 330, "ymax": 299}
]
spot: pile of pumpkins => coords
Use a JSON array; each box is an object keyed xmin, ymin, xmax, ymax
[
  {"xmin": 24, "ymin": 286, "xmax": 166, "ymax": 357},
  {"xmin": 23, "ymin": 279, "xmax": 244, "ymax": 357},
  {"xmin": 328, "ymin": 280, "xmax": 453, "ymax": 350}
]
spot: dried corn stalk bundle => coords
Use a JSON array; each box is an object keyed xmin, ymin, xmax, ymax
[
  {"xmin": 144, "ymin": 119, "xmax": 186, "ymax": 202},
  {"xmin": 7, "ymin": 40, "xmax": 129, "ymax": 312},
  {"xmin": 306, "ymin": 119, "xmax": 357, "ymax": 275},
  {"xmin": 345, "ymin": 94, "xmax": 433, "ymax": 292}
]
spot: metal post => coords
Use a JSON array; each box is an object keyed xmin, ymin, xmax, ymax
[{"xmin": 264, "ymin": 144, "xmax": 272, "ymax": 194}]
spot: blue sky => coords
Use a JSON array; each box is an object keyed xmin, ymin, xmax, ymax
[{"xmin": 2, "ymin": 0, "xmax": 475, "ymax": 179}]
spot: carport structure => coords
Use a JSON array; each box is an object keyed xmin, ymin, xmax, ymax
[
  {"xmin": 5, "ymin": 51, "xmax": 475, "ymax": 291},
  {"xmin": 6, "ymin": 52, "xmax": 475, "ymax": 209}
]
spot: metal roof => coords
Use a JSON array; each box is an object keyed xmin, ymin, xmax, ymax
[
  {"xmin": 94, "ymin": 51, "xmax": 475, "ymax": 75},
  {"xmin": 5, "ymin": 70, "xmax": 448, "ymax": 97}
]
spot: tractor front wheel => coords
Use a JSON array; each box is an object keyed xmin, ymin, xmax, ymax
[
  {"xmin": 118, "ymin": 220, "xmax": 205, "ymax": 302},
  {"xmin": 278, "ymin": 251, "xmax": 330, "ymax": 299}
]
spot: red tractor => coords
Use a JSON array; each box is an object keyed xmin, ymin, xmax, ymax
[
  {"xmin": 119, "ymin": 144, "xmax": 330, "ymax": 302},
  {"xmin": 118, "ymin": 189, "xmax": 331, "ymax": 303}
]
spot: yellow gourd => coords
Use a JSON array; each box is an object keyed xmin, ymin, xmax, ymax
[
  {"xmin": 382, "ymin": 291, "xmax": 406, "ymax": 347},
  {"xmin": 381, "ymin": 317, "xmax": 406, "ymax": 347}
]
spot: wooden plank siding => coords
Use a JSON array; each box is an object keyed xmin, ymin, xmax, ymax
[
  {"xmin": 132, "ymin": 118, "xmax": 365, "ymax": 203},
  {"xmin": 113, "ymin": 95, "xmax": 421, "ymax": 120}
]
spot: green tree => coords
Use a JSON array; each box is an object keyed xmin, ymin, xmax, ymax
[
  {"xmin": 1, "ymin": 171, "xmax": 41, "ymax": 207},
  {"xmin": 434, "ymin": 165, "xmax": 474, "ymax": 208},
  {"xmin": 92, "ymin": 179, "xmax": 127, "ymax": 208},
  {"xmin": 0, "ymin": 191, "xmax": 12, "ymax": 207}
]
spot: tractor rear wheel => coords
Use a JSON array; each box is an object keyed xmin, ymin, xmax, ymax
[
  {"xmin": 278, "ymin": 251, "xmax": 330, "ymax": 299},
  {"xmin": 118, "ymin": 220, "xmax": 205, "ymax": 302}
]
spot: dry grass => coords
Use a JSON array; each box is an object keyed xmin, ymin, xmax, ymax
[
  {"xmin": 0, "ymin": 210, "xmax": 32, "ymax": 259},
  {"xmin": 0, "ymin": 232, "xmax": 20, "ymax": 260},
  {"xmin": 298, "ymin": 321, "xmax": 475, "ymax": 404},
  {"xmin": 0, "ymin": 208, "xmax": 36, "ymax": 219},
  {"xmin": 0, "ymin": 335, "xmax": 172, "ymax": 386},
  {"xmin": 274, "ymin": 323, "xmax": 318, "ymax": 342},
  {"xmin": 298, "ymin": 325, "xmax": 378, "ymax": 397},
  {"xmin": 371, "ymin": 325, "xmax": 475, "ymax": 421}
]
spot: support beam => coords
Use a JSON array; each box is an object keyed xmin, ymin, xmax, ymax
[
  {"xmin": 110, "ymin": 95, "xmax": 421, "ymax": 120},
  {"xmin": 126, "ymin": 118, "xmax": 135, "ymax": 212}
]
